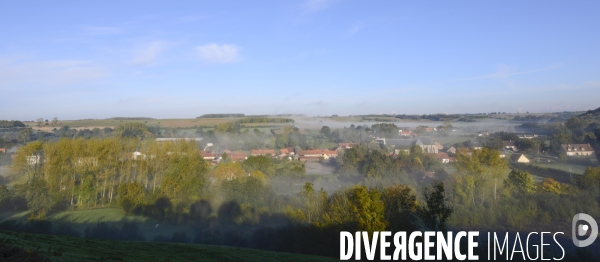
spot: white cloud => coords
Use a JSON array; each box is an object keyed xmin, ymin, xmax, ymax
[
  {"xmin": 132, "ymin": 41, "xmax": 164, "ymax": 66},
  {"xmin": 303, "ymin": 0, "xmax": 339, "ymax": 13},
  {"xmin": 196, "ymin": 43, "xmax": 240, "ymax": 64}
]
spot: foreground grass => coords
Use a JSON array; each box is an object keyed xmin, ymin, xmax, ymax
[
  {"xmin": 1, "ymin": 208, "xmax": 196, "ymax": 241},
  {"xmin": 0, "ymin": 230, "xmax": 337, "ymax": 262}
]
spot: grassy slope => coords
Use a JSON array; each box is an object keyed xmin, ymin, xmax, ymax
[
  {"xmin": 0, "ymin": 230, "xmax": 337, "ymax": 262},
  {"xmin": 1, "ymin": 208, "xmax": 196, "ymax": 241}
]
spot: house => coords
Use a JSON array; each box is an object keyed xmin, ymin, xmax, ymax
[
  {"xmin": 132, "ymin": 151, "xmax": 145, "ymax": 160},
  {"xmin": 446, "ymin": 146, "xmax": 457, "ymax": 155},
  {"xmin": 514, "ymin": 133, "xmax": 538, "ymax": 139},
  {"xmin": 297, "ymin": 149, "xmax": 338, "ymax": 160},
  {"xmin": 561, "ymin": 144, "xmax": 595, "ymax": 156},
  {"xmin": 322, "ymin": 150, "xmax": 338, "ymax": 159},
  {"xmin": 510, "ymin": 154, "xmax": 530, "ymax": 163},
  {"xmin": 384, "ymin": 137, "xmax": 438, "ymax": 153},
  {"xmin": 0, "ymin": 148, "xmax": 5, "ymax": 153},
  {"xmin": 200, "ymin": 151, "xmax": 216, "ymax": 161},
  {"xmin": 227, "ymin": 151, "xmax": 248, "ymax": 161},
  {"xmin": 251, "ymin": 149, "xmax": 276, "ymax": 156},
  {"xmin": 478, "ymin": 131, "xmax": 489, "ymax": 137},
  {"xmin": 26, "ymin": 155, "xmax": 41, "ymax": 166},
  {"xmin": 503, "ymin": 141, "xmax": 517, "ymax": 151},
  {"xmin": 279, "ymin": 148, "xmax": 296, "ymax": 158},
  {"xmin": 428, "ymin": 153, "xmax": 456, "ymax": 164},
  {"xmin": 338, "ymin": 143, "xmax": 355, "ymax": 149},
  {"xmin": 457, "ymin": 148, "xmax": 473, "ymax": 156},
  {"xmin": 415, "ymin": 137, "xmax": 438, "ymax": 153},
  {"xmin": 471, "ymin": 142, "xmax": 483, "ymax": 150},
  {"xmin": 385, "ymin": 139, "xmax": 414, "ymax": 150},
  {"xmin": 435, "ymin": 142, "xmax": 444, "ymax": 152},
  {"xmin": 399, "ymin": 130, "xmax": 413, "ymax": 137}
]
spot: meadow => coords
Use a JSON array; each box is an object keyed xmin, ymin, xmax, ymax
[{"xmin": 0, "ymin": 229, "xmax": 337, "ymax": 262}]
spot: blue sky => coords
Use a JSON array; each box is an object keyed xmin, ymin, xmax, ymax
[{"xmin": 1, "ymin": 1, "xmax": 599, "ymax": 120}]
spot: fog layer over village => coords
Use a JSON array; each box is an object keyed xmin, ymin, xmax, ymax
[{"xmin": 1, "ymin": 110, "xmax": 600, "ymax": 260}]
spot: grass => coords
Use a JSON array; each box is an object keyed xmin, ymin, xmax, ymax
[
  {"xmin": 529, "ymin": 162, "xmax": 589, "ymax": 175},
  {"xmin": 0, "ymin": 230, "xmax": 337, "ymax": 262},
  {"xmin": 1, "ymin": 208, "xmax": 195, "ymax": 241}
]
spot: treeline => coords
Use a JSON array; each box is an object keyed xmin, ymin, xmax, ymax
[
  {"xmin": 197, "ymin": 114, "xmax": 245, "ymax": 118},
  {"xmin": 5, "ymin": 138, "xmax": 208, "ymax": 216},
  {"xmin": 0, "ymin": 120, "xmax": 25, "ymax": 128},
  {"xmin": 238, "ymin": 117, "xmax": 294, "ymax": 124},
  {"xmin": 108, "ymin": 117, "xmax": 155, "ymax": 120},
  {"xmin": 393, "ymin": 113, "xmax": 489, "ymax": 121}
]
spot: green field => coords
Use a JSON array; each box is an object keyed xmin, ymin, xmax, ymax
[
  {"xmin": 530, "ymin": 162, "xmax": 590, "ymax": 175},
  {"xmin": 0, "ymin": 208, "xmax": 197, "ymax": 241},
  {"xmin": 0, "ymin": 230, "xmax": 337, "ymax": 262}
]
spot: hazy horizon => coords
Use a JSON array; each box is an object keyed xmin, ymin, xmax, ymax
[{"xmin": 2, "ymin": 1, "xmax": 599, "ymax": 120}]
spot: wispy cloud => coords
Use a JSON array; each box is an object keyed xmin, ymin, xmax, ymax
[
  {"xmin": 459, "ymin": 63, "xmax": 563, "ymax": 81},
  {"xmin": 196, "ymin": 43, "xmax": 240, "ymax": 64},
  {"xmin": 348, "ymin": 21, "xmax": 365, "ymax": 36},
  {"xmin": 584, "ymin": 80, "xmax": 600, "ymax": 87},
  {"xmin": 0, "ymin": 58, "xmax": 107, "ymax": 89},
  {"xmin": 303, "ymin": 0, "xmax": 339, "ymax": 13},
  {"xmin": 307, "ymin": 100, "xmax": 327, "ymax": 107},
  {"xmin": 132, "ymin": 41, "xmax": 164, "ymax": 66},
  {"xmin": 82, "ymin": 26, "xmax": 123, "ymax": 35}
]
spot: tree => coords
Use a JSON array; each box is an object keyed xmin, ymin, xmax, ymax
[
  {"xmin": 574, "ymin": 166, "xmax": 600, "ymax": 192},
  {"xmin": 419, "ymin": 182, "xmax": 452, "ymax": 231},
  {"xmin": 51, "ymin": 117, "xmax": 58, "ymax": 126},
  {"xmin": 17, "ymin": 128, "xmax": 33, "ymax": 144},
  {"xmin": 349, "ymin": 186, "xmax": 387, "ymax": 234},
  {"xmin": 36, "ymin": 118, "xmax": 44, "ymax": 127},
  {"xmin": 214, "ymin": 162, "xmax": 246, "ymax": 181},
  {"xmin": 382, "ymin": 185, "xmax": 419, "ymax": 231},
  {"xmin": 541, "ymin": 178, "xmax": 562, "ymax": 194},
  {"xmin": 319, "ymin": 126, "xmax": 331, "ymax": 137},
  {"xmin": 453, "ymin": 148, "xmax": 508, "ymax": 204},
  {"xmin": 504, "ymin": 169, "xmax": 536, "ymax": 194},
  {"xmin": 117, "ymin": 182, "xmax": 146, "ymax": 213}
]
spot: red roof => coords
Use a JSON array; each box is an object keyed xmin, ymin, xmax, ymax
[
  {"xmin": 338, "ymin": 143, "xmax": 355, "ymax": 148},
  {"xmin": 251, "ymin": 149, "xmax": 275, "ymax": 155},
  {"xmin": 322, "ymin": 150, "xmax": 338, "ymax": 156},
  {"xmin": 200, "ymin": 151, "xmax": 215, "ymax": 157},
  {"xmin": 298, "ymin": 149, "xmax": 324, "ymax": 155},
  {"xmin": 428, "ymin": 153, "xmax": 450, "ymax": 159},
  {"xmin": 297, "ymin": 149, "xmax": 337, "ymax": 157}
]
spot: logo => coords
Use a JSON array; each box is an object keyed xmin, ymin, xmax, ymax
[{"xmin": 572, "ymin": 213, "xmax": 598, "ymax": 247}]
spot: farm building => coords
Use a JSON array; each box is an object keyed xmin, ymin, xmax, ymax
[
  {"xmin": 510, "ymin": 153, "xmax": 530, "ymax": 163},
  {"xmin": 561, "ymin": 144, "xmax": 595, "ymax": 156}
]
